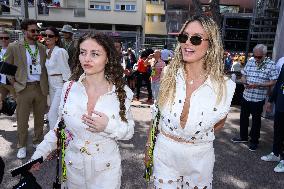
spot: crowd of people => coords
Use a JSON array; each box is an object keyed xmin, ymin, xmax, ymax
[{"xmin": 0, "ymin": 14, "xmax": 283, "ymax": 188}]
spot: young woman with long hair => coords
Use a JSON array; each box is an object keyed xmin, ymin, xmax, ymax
[
  {"xmin": 31, "ymin": 33, "xmax": 134, "ymax": 189},
  {"xmin": 144, "ymin": 15, "xmax": 236, "ymax": 189}
]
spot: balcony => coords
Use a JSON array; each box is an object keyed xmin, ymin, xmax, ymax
[{"xmin": 37, "ymin": 0, "xmax": 85, "ymax": 17}]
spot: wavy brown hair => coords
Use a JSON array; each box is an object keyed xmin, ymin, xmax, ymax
[
  {"xmin": 70, "ymin": 33, "xmax": 128, "ymax": 122},
  {"xmin": 158, "ymin": 14, "xmax": 226, "ymax": 108}
]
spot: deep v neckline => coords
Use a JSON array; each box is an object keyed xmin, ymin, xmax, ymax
[
  {"xmin": 82, "ymin": 80, "xmax": 113, "ymax": 115},
  {"xmin": 180, "ymin": 84, "xmax": 193, "ymax": 129},
  {"xmin": 179, "ymin": 77, "xmax": 208, "ymax": 130}
]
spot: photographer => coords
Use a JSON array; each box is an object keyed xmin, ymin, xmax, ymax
[{"xmin": 0, "ymin": 30, "xmax": 16, "ymax": 111}]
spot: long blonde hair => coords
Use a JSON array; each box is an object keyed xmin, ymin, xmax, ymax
[{"xmin": 157, "ymin": 15, "xmax": 226, "ymax": 108}]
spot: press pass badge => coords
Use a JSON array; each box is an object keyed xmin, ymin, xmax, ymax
[{"xmin": 30, "ymin": 64, "xmax": 41, "ymax": 75}]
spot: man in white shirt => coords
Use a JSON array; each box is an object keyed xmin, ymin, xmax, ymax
[
  {"xmin": 5, "ymin": 19, "xmax": 49, "ymax": 159},
  {"xmin": 161, "ymin": 44, "xmax": 173, "ymax": 65},
  {"xmin": 0, "ymin": 30, "xmax": 16, "ymax": 110}
]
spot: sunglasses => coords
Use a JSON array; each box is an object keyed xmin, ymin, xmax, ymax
[
  {"xmin": 177, "ymin": 34, "xmax": 209, "ymax": 45},
  {"xmin": 42, "ymin": 34, "xmax": 55, "ymax": 38},
  {"xmin": 28, "ymin": 29, "xmax": 40, "ymax": 33},
  {"xmin": 254, "ymin": 55, "xmax": 263, "ymax": 59},
  {"xmin": 0, "ymin": 37, "xmax": 9, "ymax": 40}
]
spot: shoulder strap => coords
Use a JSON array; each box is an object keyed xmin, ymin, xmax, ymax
[{"xmin": 62, "ymin": 80, "xmax": 74, "ymax": 109}]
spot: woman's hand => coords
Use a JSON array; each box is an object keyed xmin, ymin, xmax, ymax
[
  {"xmin": 82, "ymin": 110, "xmax": 109, "ymax": 133},
  {"xmin": 29, "ymin": 162, "xmax": 41, "ymax": 172}
]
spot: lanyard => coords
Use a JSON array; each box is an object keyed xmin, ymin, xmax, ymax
[
  {"xmin": 0, "ymin": 48, "xmax": 7, "ymax": 61},
  {"xmin": 24, "ymin": 41, "xmax": 39, "ymax": 64}
]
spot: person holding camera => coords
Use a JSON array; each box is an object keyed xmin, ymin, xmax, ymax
[{"xmin": 0, "ymin": 30, "xmax": 16, "ymax": 111}]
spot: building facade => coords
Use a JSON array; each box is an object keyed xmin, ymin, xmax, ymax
[{"xmin": 0, "ymin": 0, "xmax": 146, "ymax": 51}]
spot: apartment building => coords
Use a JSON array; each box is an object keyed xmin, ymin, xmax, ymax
[
  {"xmin": 145, "ymin": 0, "xmax": 166, "ymax": 37},
  {"xmin": 0, "ymin": 0, "xmax": 146, "ymax": 50}
]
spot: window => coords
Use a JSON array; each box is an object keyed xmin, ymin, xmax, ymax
[
  {"xmin": 126, "ymin": 5, "xmax": 131, "ymax": 11},
  {"xmin": 130, "ymin": 5, "xmax": 136, "ymax": 11},
  {"xmin": 160, "ymin": 14, "xmax": 165, "ymax": 22},
  {"xmin": 149, "ymin": 15, "xmax": 159, "ymax": 22},
  {"xmin": 115, "ymin": 4, "xmax": 136, "ymax": 12},
  {"xmin": 115, "ymin": 4, "xmax": 120, "ymax": 10},
  {"xmin": 89, "ymin": 2, "xmax": 111, "ymax": 11}
]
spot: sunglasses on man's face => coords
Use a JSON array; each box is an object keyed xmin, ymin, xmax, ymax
[
  {"xmin": 0, "ymin": 37, "xmax": 9, "ymax": 40},
  {"xmin": 254, "ymin": 55, "xmax": 263, "ymax": 60},
  {"xmin": 177, "ymin": 34, "xmax": 209, "ymax": 45},
  {"xmin": 28, "ymin": 29, "xmax": 40, "ymax": 34},
  {"xmin": 42, "ymin": 34, "xmax": 55, "ymax": 38}
]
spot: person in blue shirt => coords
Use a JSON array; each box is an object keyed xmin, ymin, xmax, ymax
[{"xmin": 261, "ymin": 63, "xmax": 284, "ymax": 173}]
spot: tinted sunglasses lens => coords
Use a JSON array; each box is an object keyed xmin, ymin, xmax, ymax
[
  {"xmin": 30, "ymin": 29, "xmax": 40, "ymax": 33},
  {"xmin": 190, "ymin": 36, "xmax": 202, "ymax": 45},
  {"xmin": 42, "ymin": 33, "xmax": 47, "ymax": 37},
  {"xmin": 47, "ymin": 35, "xmax": 55, "ymax": 38},
  {"xmin": 178, "ymin": 34, "xmax": 188, "ymax": 43},
  {"xmin": 254, "ymin": 56, "xmax": 263, "ymax": 59},
  {"xmin": 0, "ymin": 37, "xmax": 9, "ymax": 40}
]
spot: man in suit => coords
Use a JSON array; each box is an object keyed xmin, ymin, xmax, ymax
[{"xmin": 5, "ymin": 19, "xmax": 48, "ymax": 159}]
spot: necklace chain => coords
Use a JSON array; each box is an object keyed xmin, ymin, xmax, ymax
[{"xmin": 187, "ymin": 73, "xmax": 206, "ymax": 85}]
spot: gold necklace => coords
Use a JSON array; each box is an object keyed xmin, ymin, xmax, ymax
[{"xmin": 187, "ymin": 74, "xmax": 206, "ymax": 85}]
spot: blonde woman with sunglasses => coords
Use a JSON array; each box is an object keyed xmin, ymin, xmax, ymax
[
  {"xmin": 44, "ymin": 27, "xmax": 71, "ymax": 130},
  {"xmin": 144, "ymin": 15, "xmax": 236, "ymax": 189}
]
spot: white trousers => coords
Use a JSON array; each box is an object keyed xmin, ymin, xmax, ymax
[
  {"xmin": 153, "ymin": 134, "xmax": 215, "ymax": 189},
  {"xmin": 48, "ymin": 75, "xmax": 64, "ymax": 130},
  {"xmin": 64, "ymin": 139, "xmax": 122, "ymax": 189}
]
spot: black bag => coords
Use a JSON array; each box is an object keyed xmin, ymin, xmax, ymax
[
  {"xmin": 12, "ymin": 172, "xmax": 42, "ymax": 189},
  {"xmin": 11, "ymin": 157, "xmax": 43, "ymax": 189},
  {"xmin": 1, "ymin": 96, "xmax": 16, "ymax": 116},
  {"xmin": 0, "ymin": 61, "xmax": 17, "ymax": 76}
]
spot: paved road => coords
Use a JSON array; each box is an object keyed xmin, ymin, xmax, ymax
[{"xmin": 0, "ymin": 99, "xmax": 283, "ymax": 188}]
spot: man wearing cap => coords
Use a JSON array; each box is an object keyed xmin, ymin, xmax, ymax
[{"xmin": 61, "ymin": 24, "xmax": 76, "ymax": 69}]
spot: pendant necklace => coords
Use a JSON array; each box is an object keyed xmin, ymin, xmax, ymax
[{"xmin": 187, "ymin": 74, "xmax": 206, "ymax": 85}]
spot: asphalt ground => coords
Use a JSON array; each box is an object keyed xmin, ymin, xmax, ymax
[{"xmin": 0, "ymin": 93, "xmax": 283, "ymax": 189}]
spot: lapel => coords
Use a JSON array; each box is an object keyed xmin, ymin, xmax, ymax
[
  {"xmin": 38, "ymin": 44, "xmax": 46, "ymax": 67},
  {"xmin": 18, "ymin": 40, "xmax": 27, "ymax": 71}
]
